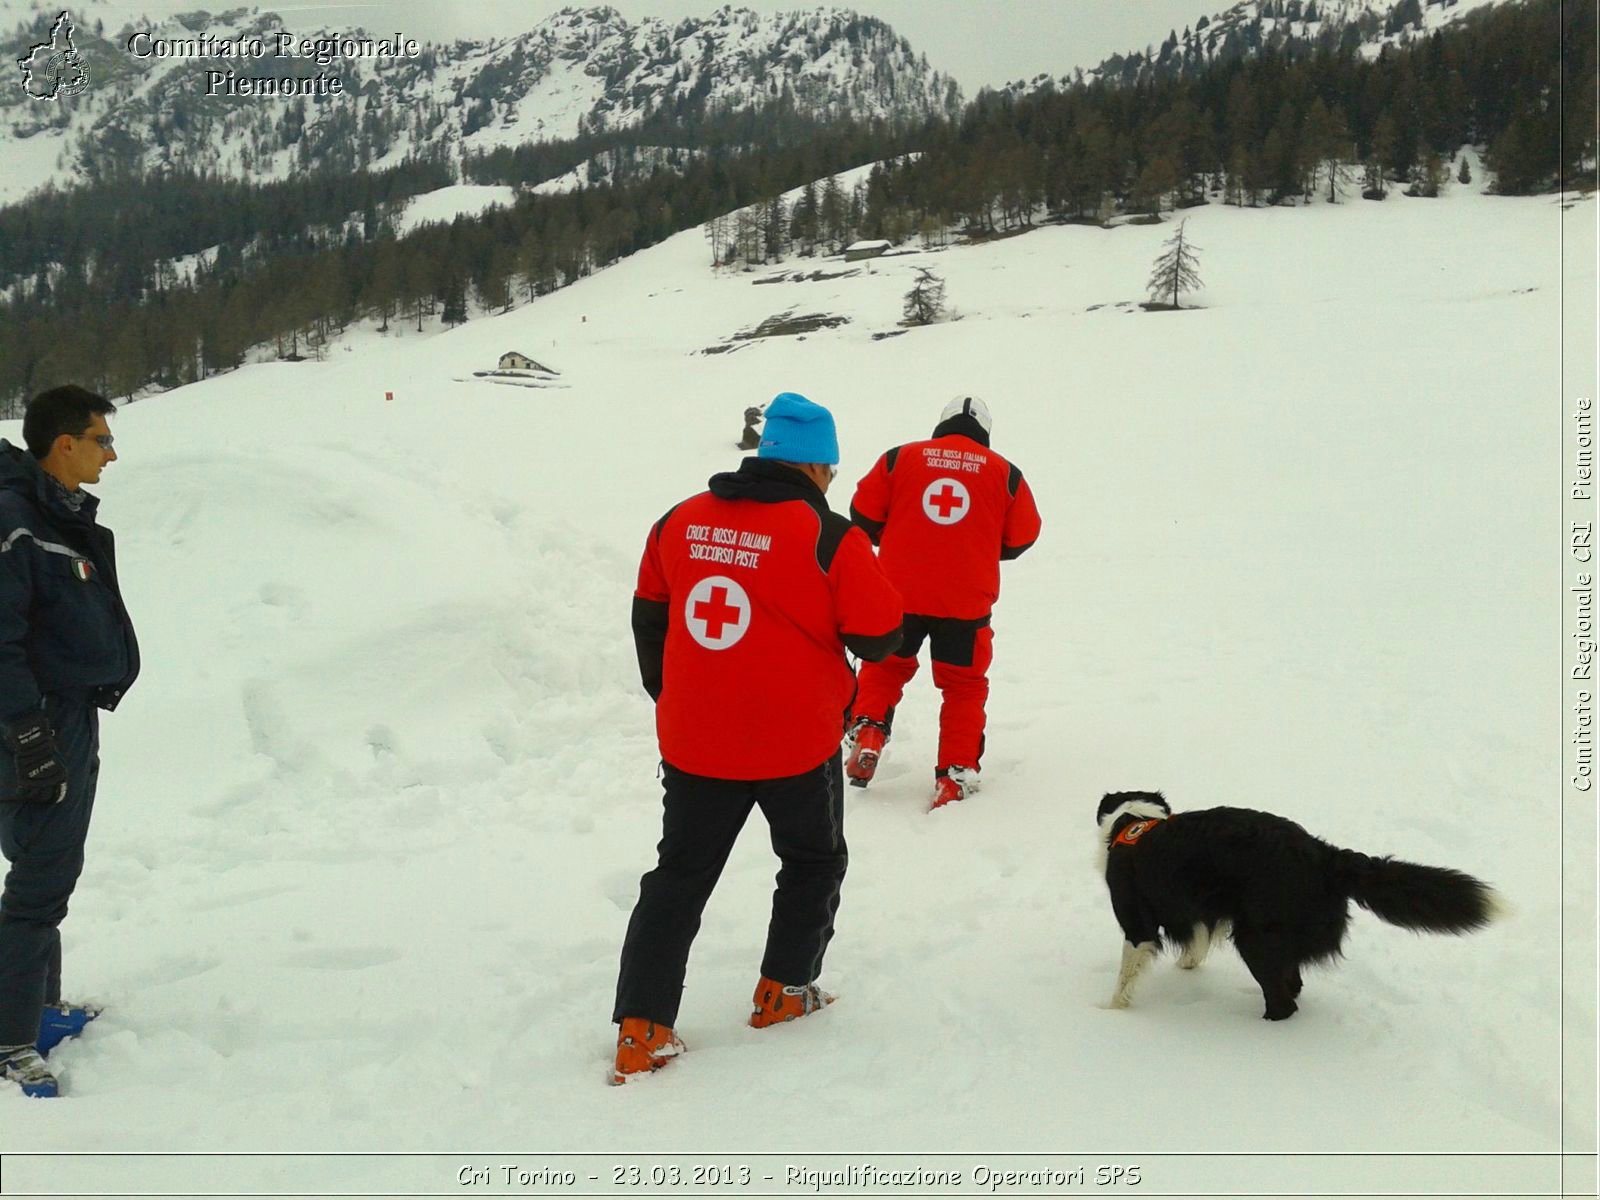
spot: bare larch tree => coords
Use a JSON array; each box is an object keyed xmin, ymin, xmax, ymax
[{"xmin": 1147, "ymin": 218, "xmax": 1203, "ymax": 309}]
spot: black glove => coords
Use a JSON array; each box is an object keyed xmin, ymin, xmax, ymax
[{"xmin": 1, "ymin": 713, "xmax": 67, "ymax": 805}]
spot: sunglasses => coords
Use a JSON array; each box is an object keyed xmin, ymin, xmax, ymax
[{"xmin": 74, "ymin": 433, "xmax": 114, "ymax": 450}]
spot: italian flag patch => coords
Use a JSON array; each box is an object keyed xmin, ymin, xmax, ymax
[{"xmin": 71, "ymin": 558, "xmax": 93, "ymax": 582}]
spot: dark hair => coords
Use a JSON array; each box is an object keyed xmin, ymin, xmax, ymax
[{"xmin": 23, "ymin": 386, "xmax": 115, "ymax": 460}]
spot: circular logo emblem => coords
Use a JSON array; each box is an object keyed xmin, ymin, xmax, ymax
[
  {"xmin": 46, "ymin": 52, "xmax": 89, "ymax": 98},
  {"xmin": 921, "ymin": 477, "xmax": 970, "ymax": 525},
  {"xmin": 684, "ymin": 575, "xmax": 751, "ymax": 651}
]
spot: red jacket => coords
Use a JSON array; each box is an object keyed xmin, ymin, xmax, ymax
[
  {"xmin": 633, "ymin": 460, "xmax": 903, "ymax": 780},
  {"xmin": 850, "ymin": 432, "xmax": 1041, "ymax": 619}
]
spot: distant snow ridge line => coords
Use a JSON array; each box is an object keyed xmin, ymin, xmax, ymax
[
  {"xmin": 1011, "ymin": 0, "xmax": 1505, "ymax": 90},
  {"xmin": 0, "ymin": 4, "xmax": 960, "ymax": 202}
]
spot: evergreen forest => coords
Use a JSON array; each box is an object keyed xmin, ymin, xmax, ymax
[{"xmin": 0, "ymin": 0, "xmax": 1591, "ymax": 412}]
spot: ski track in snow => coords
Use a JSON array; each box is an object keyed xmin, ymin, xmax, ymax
[{"xmin": 0, "ymin": 161, "xmax": 1589, "ymax": 1191}]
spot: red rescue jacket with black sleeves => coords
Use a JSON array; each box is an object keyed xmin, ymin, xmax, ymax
[
  {"xmin": 849, "ymin": 423, "xmax": 1042, "ymax": 620},
  {"xmin": 632, "ymin": 459, "xmax": 904, "ymax": 780}
]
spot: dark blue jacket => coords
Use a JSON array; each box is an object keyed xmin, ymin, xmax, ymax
[{"xmin": 0, "ymin": 440, "xmax": 139, "ymax": 722}]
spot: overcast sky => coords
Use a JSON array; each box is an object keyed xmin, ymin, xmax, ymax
[{"xmin": 63, "ymin": 0, "xmax": 1220, "ymax": 93}]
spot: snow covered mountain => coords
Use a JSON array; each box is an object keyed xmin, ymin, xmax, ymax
[
  {"xmin": 0, "ymin": 3, "xmax": 961, "ymax": 202},
  {"xmin": 1025, "ymin": 0, "xmax": 1508, "ymax": 90}
]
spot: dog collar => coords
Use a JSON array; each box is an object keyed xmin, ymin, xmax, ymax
[{"xmin": 1112, "ymin": 817, "xmax": 1165, "ymax": 848}]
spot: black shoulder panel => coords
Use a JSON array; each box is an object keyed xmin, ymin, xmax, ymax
[
  {"xmin": 1007, "ymin": 462, "xmax": 1023, "ymax": 497},
  {"xmin": 849, "ymin": 505, "xmax": 885, "ymax": 546},
  {"xmin": 815, "ymin": 510, "xmax": 854, "ymax": 575},
  {"xmin": 652, "ymin": 500, "xmax": 684, "ymax": 540},
  {"xmin": 884, "ymin": 445, "xmax": 901, "ymax": 473}
]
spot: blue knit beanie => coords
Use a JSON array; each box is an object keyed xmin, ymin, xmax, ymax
[{"xmin": 757, "ymin": 392, "xmax": 839, "ymax": 465}]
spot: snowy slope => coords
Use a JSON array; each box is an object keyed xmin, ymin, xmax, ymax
[
  {"xmin": 0, "ymin": 166, "xmax": 1589, "ymax": 1195},
  {"xmin": 390, "ymin": 184, "xmax": 518, "ymax": 236},
  {"xmin": 0, "ymin": 3, "xmax": 958, "ymax": 204},
  {"xmin": 1074, "ymin": 0, "xmax": 1511, "ymax": 87}
]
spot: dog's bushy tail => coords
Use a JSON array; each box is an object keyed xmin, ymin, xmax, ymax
[{"xmin": 1335, "ymin": 850, "xmax": 1503, "ymax": 934}]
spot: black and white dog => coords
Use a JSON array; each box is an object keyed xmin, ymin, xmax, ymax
[{"xmin": 1096, "ymin": 791, "xmax": 1503, "ymax": 1020}]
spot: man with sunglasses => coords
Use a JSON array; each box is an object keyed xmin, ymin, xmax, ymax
[
  {"xmin": 611, "ymin": 391, "xmax": 902, "ymax": 1084},
  {"xmin": 0, "ymin": 386, "xmax": 139, "ymax": 1097}
]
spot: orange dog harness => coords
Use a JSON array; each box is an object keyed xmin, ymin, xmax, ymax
[{"xmin": 1112, "ymin": 817, "xmax": 1165, "ymax": 848}]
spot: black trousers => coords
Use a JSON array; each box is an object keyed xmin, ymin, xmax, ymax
[
  {"xmin": 613, "ymin": 752, "xmax": 846, "ymax": 1028},
  {"xmin": 0, "ymin": 697, "xmax": 99, "ymax": 1047}
]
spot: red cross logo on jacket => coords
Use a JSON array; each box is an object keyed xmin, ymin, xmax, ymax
[{"xmin": 684, "ymin": 575, "xmax": 751, "ymax": 650}]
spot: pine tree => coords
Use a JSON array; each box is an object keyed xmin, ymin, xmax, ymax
[
  {"xmin": 1408, "ymin": 148, "xmax": 1447, "ymax": 197},
  {"xmin": 1146, "ymin": 218, "xmax": 1203, "ymax": 309},
  {"xmin": 1302, "ymin": 99, "xmax": 1354, "ymax": 203},
  {"xmin": 440, "ymin": 276, "xmax": 468, "ymax": 327},
  {"xmin": 476, "ymin": 254, "xmax": 514, "ymax": 314},
  {"xmin": 1487, "ymin": 110, "xmax": 1555, "ymax": 194},
  {"xmin": 1363, "ymin": 115, "xmax": 1399, "ymax": 199},
  {"xmin": 1132, "ymin": 156, "xmax": 1179, "ymax": 216},
  {"xmin": 819, "ymin": 175, "xmax": 847, "ymax": 252},
  {"xmin": 366, "ymin": 246, "xmax": 403, "ymax": 332},
  {"xmin": 789, "ymin": 182, "xmax": 820, "ymax": 256},
  {"xmin": 902, "ymin": 267, "xmax": 946, "ymax": 325}
]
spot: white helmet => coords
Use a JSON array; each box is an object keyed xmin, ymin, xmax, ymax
[{"xmin": 940, "ymin": 395, "xmax": 992, "ymax": 435}]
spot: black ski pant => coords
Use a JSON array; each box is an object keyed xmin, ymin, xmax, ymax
[
  {"xmin": 613, "ymin": 752, "xmax": 846, "ymax": 1029},
  {"xmin": 0, "ymin": 696, "xmax": 99, "ymax": 1048}
]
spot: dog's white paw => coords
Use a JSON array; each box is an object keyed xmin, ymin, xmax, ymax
[{"xmin": 1176, "ymin": 924, "xmax": 1213, "ymax": 969}]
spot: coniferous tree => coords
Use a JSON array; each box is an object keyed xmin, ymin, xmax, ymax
[
  {"xmin": 440, "ymin": 275, "xmax": 468, "ymax": 327},
  {"xmin": 819, "ymin": 175, "xmax": 848, "ymax": 251},
  {"xmin": 789, "ymin": 182, "xmax": 820, "ymax": 255},
  {"xmin": 1365, "ymin": 114, "xmax": 1399, "ymax": 197},
  {"xmin": 0, "ymin": 0, "xmax": 1584, "ymax": 411},
  {"xmin": 1147, "ymin": 218, "xmax": 1203, "ymax": 308},
  {"xmin": 1408, "ymin": 147, "xmax": 1448, "ymax": 196},
  {"xmin": 733, "ymin": 204, "xmax": 762, "ymax": 267},
  {"xmin": 1132, "ymin": 156, "xmax": 1180, "ymax": 216},
  {"xmin": 476, "ymin": 254, "xmax": 514, "ymax": 314},
  {"xmin": 763, "ymin": 194, "xmax": 789, "ymax": 260},
  {"xmin": 366, "ymin": 246, "xmax": 404, "ymax": 332},
  {"xmin": 702, "ymin": 212, "xmax": 732, "ymax": 267},
  {"xmin": 1302, "ymin": 98, "xmax": 1352, "ymax": 202},
  {"xmin": 1487, "ymin": 109, "xmax": 1556, "ymax": 193},
  {"xmin": 406, "ymin": 253, "xmax": 438, "ymax": 333},
  {"xmin": 902, "ymin": 267, "xmax": 946, "ymax": 325}
]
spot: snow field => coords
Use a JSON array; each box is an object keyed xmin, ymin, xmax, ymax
[{"xmin": 0, "ymin": 165, "xmax": 1589, "ymax": 1192}]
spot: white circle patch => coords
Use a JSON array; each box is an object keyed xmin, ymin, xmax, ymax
[
  {"xmin": 921, "ymin": 477, "xmax": 970, "ymax": 525},
  {"xmin": 685, "ymin": 575, "xmax": 751, "ymax": 651}
]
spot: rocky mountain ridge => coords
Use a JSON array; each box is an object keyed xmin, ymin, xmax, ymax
[
  {"xmin": 0, "ymin": 3, "xmax": 961, "ymax": 202},
  {"xmin": 1014, "ymin": 0, "xmax": 1505, "ymax": 91}
]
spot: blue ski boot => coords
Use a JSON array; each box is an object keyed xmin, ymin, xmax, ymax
[
  {"xmin": 37, "ymin": 1002, "xmax": 101, "ymax": 1057},
  {"xmin": 0, "ymin": 1045, "xmax": 59, "ymax": 1097}
]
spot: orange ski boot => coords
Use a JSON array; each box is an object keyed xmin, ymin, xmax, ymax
[
  {"xmin": 749, "ymin": 976, "xmax": 835, "ymax": 1028},
  {"xmin": 610, "ymin": 1017, "xmax": 685, "ymax": 1085}
]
